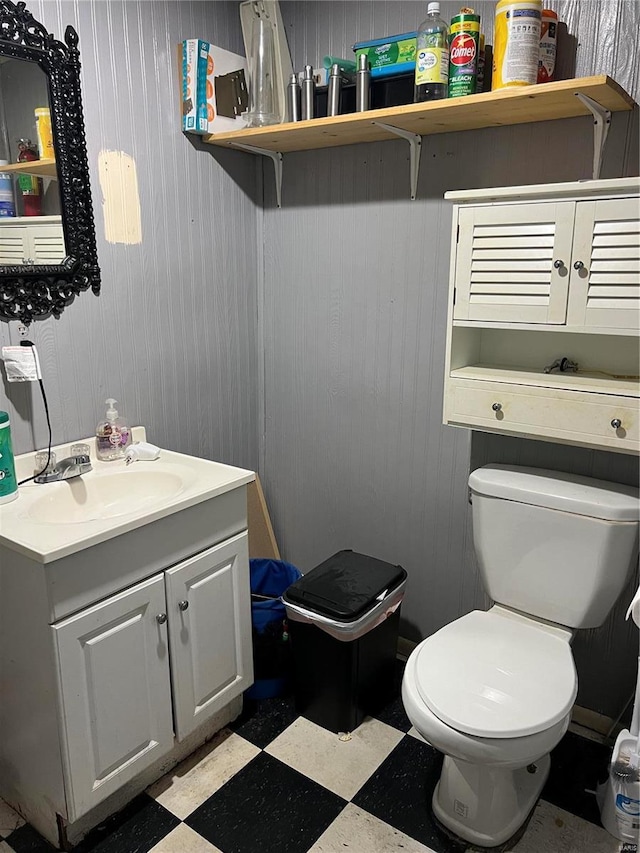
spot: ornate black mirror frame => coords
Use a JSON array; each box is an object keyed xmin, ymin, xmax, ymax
[{"xmin": 0, "ymin": 0, "xmax": 100, "ymax": 322}]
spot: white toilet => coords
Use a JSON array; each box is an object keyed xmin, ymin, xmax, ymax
[{"xmin": 402, "ymin": 464, "xmax": 640, "ymax": 848}]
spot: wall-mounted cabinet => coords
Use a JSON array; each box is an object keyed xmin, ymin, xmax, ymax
[
  {"xmin": 0, "ymin": 215, "xmax": 65, "ymax": 265},
  {"xmin": 444, "ymin": 178, "xmax": 640, "ymax": 455}
]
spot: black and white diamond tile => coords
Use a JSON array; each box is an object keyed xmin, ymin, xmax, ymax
[
  {"xmin": 186, "ymin": 752, "xmax": 346, "ymax": 853},
  {"xmin": 1, "ymin": 666, "xmax": 634, "ymax": 853}
]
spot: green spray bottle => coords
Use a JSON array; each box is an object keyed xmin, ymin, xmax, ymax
[{"xmin": 0, "ymin": 411, "xmax": 18, "ymax": 504}]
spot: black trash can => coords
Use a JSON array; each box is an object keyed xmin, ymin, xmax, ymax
[{"xmin": 283, "ymin": 550, "xmax": 407, "ymax": 733}]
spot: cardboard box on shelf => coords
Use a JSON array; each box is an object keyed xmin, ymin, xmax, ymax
[{"xmin": 178, "ymin": 39, "xmax": 248, "ymax": 135}]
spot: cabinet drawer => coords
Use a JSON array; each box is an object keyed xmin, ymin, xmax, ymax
[{"xmin": 446, "ymin": 378, "xmax": 639, "ymax": 453}]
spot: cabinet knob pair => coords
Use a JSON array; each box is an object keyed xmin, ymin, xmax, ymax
[
  {"xmin": 553, "ymin": 260, "xmax": 585, "ymax": 270},
  {"xmin": 156, "ymin": 601, "xmax": 189, "ymax": 623}
]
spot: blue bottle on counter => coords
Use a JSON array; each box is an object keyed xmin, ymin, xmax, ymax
[
  {"xmin": 0, "ymin": 411, "xmax": 18, "ymax": 504},
  {"xmin": 0, "ymin": 162, "xmax": 16, "ymax": 218}
]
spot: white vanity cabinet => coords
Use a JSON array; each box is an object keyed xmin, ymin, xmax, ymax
[
  {"xmin": 0, "ymin": 215, "xmax": 65, "ymax": 264},
  {"xmin": 0, "ymin": 460, "xmax": 254, "ymax": 848},
  {"xmin": 52, "ymin": 532, "xmax": 251, "ymax": 822},
  {"xmin": 444, "ymin": 178, "xmax": 640, "ymax": 454}
]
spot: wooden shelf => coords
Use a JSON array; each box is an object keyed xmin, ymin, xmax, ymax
[
  {"xmin": 1, "ymin": 159, "xmax": 58, "ymax": 179},
  {"xmin": 450, "ymin": 364, "xmax": 639, "ymax": 398},
  {"xmin": 204, "ymin": 76, "xmax": 635, "ymax": 154}
]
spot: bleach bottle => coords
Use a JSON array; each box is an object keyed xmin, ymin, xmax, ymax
[
  {"xmin": 597, "ymin": 586, "xmax": 640, "ymax": 841},
  {"xmin": 0, "ymin": 411, "xmax": 18, "ymax": 503}
]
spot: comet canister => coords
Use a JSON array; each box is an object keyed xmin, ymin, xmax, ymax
[{"xmin": 448, "ymin": 11, "xmax": 481, "ymax": 98}]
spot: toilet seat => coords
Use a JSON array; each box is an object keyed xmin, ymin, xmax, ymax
[{"xmin": 414, "ymin": 609, "xmax": 577, "ymax": 739}]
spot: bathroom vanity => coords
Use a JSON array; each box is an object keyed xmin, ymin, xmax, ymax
[
  {"xmin": 443, "ymin": 177, "xmax": 640, "ymax": 454},
  {"xmin": 0, "ymin": 429, "xmax": 255, "ymax": 848}
]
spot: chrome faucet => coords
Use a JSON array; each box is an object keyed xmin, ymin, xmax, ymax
[{"xmin": 34, "ymin": 454, "xmax": 92, "ymax": 484}]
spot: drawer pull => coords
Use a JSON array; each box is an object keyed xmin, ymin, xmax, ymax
[
  {"xmin": 573, "ymin": 260, "xmax": 585, "ymax": 270},
  {"xmin": 611, "ymin": 418, "xmax": 622, "ymax": 430},
  {"xmin": 553, "ymin": 259, "xmax": 565, "ymax": 269},
  {"xmin": 178, "ymin": 600, "xmax": 189, "ymax": 611},
  {"xmin": 156, "ymin": 613, "xmax": 167, "ymax": 625},
  {"xmin": 492, "ymin": 402, "xmax": 502, "ymax": 412}
]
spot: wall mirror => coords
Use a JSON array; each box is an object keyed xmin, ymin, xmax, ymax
[{"xmin": 0, "ymin": 0, "xmax": 100, "ymax": 322}]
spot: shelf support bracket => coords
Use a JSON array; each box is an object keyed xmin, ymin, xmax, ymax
[
  {"xmin": 575, "ymin": 92, "xmax": 611, "ymax": 180},
  {"xmin": 230, "ymin": 142, "xmax": 283, "ymax": 208},
  {"xmin": 373, "ymin": 122, "xmax": 422, "ymax": 200}
]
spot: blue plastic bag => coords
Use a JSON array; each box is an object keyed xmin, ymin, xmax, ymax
[{"xmin": 246, "ymin": 558, "xmax": 302, "ymax": 699}]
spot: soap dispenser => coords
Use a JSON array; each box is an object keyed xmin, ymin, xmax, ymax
[{"xmin": 96, "ymin": 398, "xmax": 131, "ymax": 461}]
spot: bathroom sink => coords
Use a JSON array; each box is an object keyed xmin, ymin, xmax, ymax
[
  {"xmin": 27, "ymin": 470, "xmax": 185, "ymax": 524},
  {"xmin": 0, "ymin": 426, "xmax": 255, "ymax": 563}
]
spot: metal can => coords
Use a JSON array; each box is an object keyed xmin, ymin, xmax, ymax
[
  {"xmin": 538, "ymin": 8, "xmax": 558, "ymax": 84},
  {"xmin": 492, "ymin": 0, "xmax": 542, "ymax": 90},
  {"xmin": 448, "ymin": 10, "xmax": 481, "ymax": 98}
]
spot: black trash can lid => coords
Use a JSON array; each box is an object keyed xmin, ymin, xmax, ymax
[{"xmin": 283, "ymin": 550, "xmax": 407, "ymax": 622}]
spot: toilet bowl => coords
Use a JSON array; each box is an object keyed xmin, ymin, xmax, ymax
[
  {"xmin": 402, "ymin": 464, "xmax": 639, "ymax": 848},
  {"xmin": 402, "ymin": 607, "xmax": 575, "ymax": 847}
]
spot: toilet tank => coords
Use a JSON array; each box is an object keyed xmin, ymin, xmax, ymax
[{"xmin": 468, "ymin": 465, "xmax": 640, "ymax": 629}]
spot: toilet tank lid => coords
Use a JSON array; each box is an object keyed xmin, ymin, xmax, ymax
[{"xmin": 468, "ymin": 464, "xmax": 640, "ymax": 522}]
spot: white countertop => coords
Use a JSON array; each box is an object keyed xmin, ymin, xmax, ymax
[{"xmin": 0, "ymin": 428, "xmax": 254, "ymax": 564}]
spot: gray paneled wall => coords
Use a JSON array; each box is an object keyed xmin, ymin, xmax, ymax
[
  {"xmin": 1, "ymin": 0, "xmax": 638, "ymax": 720},
  {"xmin": 0, "ymin": 0, "xmax": 259, "ymax": 471},
  {"xmin": 262, "ymin": 1, "xmax": 640, "ymax": 716}
]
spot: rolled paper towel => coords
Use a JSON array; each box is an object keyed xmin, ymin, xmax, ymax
[{"xmin": 625, "ymin": 584, "xmax": 640, "ymax": 627}]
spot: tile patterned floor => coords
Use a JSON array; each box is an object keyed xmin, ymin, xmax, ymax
[{"xmin": 1, "ymin": 667, "xmax": 637, "ymax": 853}]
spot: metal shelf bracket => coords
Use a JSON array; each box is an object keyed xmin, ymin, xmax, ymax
[
  {"xmin": 373, "ymin": 122, "xmax": 422, "ymax": 200},
  {"xmin": 575, "ymin": 92, "xmax": 611, "ymax": 180},
  {"xmin": 230, "ymin": 142, "xmax": 283, "ymax": 208}
]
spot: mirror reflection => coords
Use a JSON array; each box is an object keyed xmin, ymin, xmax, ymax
[{"xmin": 0, "ymin": 57, "xmax": 66, "ymax": 266}]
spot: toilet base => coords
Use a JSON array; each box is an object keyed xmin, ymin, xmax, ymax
[{"xmin": 432, "ymin": 752, "xmax": 551, "ymax": 847}]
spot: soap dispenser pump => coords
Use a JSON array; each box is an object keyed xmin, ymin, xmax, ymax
[{"xmin": 96, "ymin": 398, "xmax": 131, "ymax": 461}]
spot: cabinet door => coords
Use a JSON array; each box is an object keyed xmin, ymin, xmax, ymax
[
  {"xmin": 52, "ymin": 575, "xmax": 174, "ymax": 821},
  {"xmin": 28, "ymin": 223, "xmax": 66, "ymax": 265},
  {"xmin": 0, "ymin": 224, "xmax": 27, "ymax": 264},
  {"xmin": 453, "ymin": 201, "xmax": 575, "ymax": 324},
  {"xmin": 165, "ymin": 532, "xmax": 253, "ymax": 741},
  {"xmin": 566, "ymin": 198, "xmax": 640, "ymax": 330}
]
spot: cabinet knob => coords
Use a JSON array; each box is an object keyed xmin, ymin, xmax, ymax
[
  {"xmin": 573, "ymin": 260, "xmax": 585, "ymax": 270},
  {"xmin": 553, "ymin": 259, "xmax": 565, "ymax": 269},
  {"xmin": 611, "ymin": 418, "xmax": 622, "ymax": 430},
  {"xmin": 156, "ymin": 613, "xmax": 168, "ymax": 624},
  {"xmin": 492, "ymin": 402, "xmax": 502, "ymax": 412},
  {"xmin": 178, "ymin": 600, "xmax": 189, "ymax": 611}
]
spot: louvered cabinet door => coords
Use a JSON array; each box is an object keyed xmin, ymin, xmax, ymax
[
  {"xmin": 566, "ymin": 198, "xmax": 640, "ymax": 330},
  {"xmin": 453, "ymin": 202, "xmax": 576, "ymax": 324},
  {"xmin": 28, "ymin": 223, "xmax": 66, "ymax": 265},
  {"xmin": 0, "ymin": 225, "xmax": 27, "ymax": 264}
]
